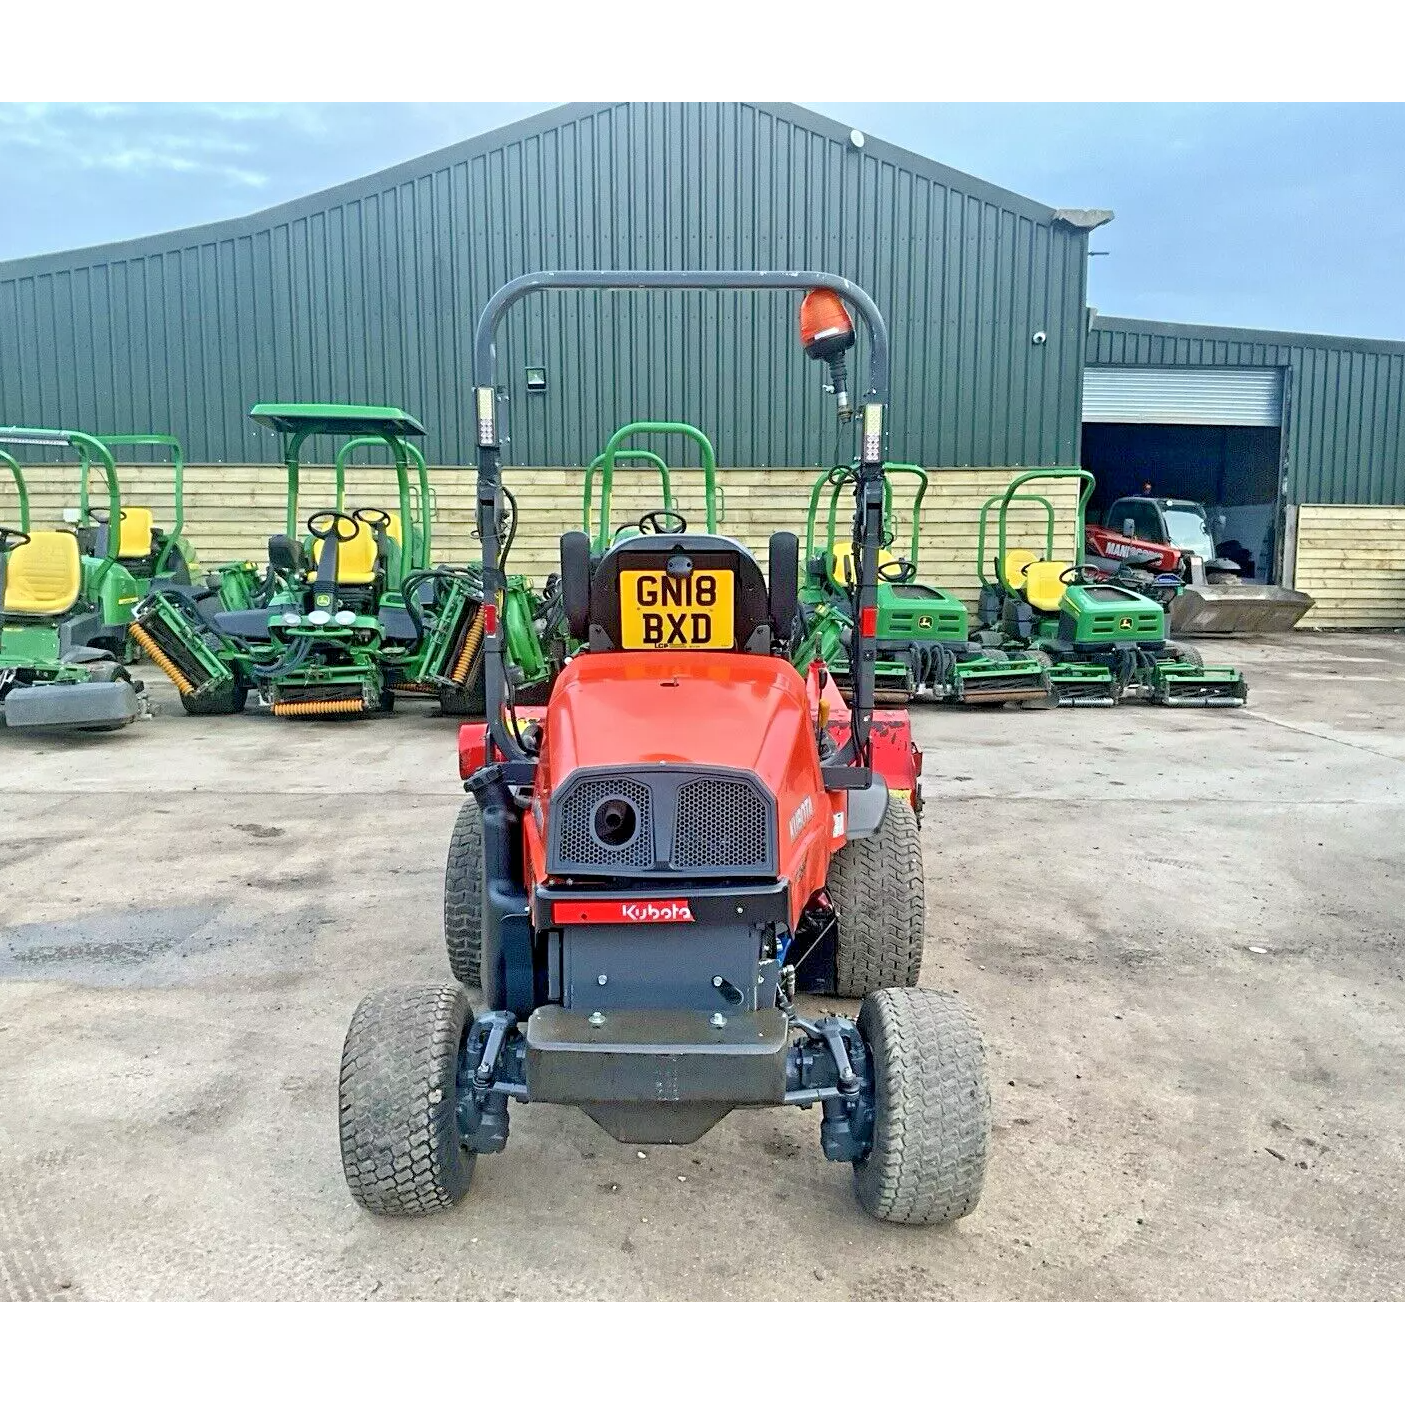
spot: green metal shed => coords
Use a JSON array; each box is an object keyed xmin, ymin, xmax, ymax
[{"xmin": 0, "ymin": 101, "xmax": 1098, "ymax": 474}]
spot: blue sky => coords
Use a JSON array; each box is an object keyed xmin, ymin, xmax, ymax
[{"xmin": 2, "ymin": 102, "xmax": 1402, "ymax": 340}]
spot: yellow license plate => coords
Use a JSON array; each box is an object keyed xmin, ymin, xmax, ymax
[{"xmin": 620, "ymin": 569, "xmax": 734, "ymax": 649}]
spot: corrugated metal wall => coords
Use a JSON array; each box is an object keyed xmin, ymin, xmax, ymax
[
  {"xmin": 1295, "ymin": 506, "xmax": 1405, "ymax": 628},
  {"xmin": 3, "ymin": 462, "xmax": 1081, "ymax": 610},
  {"xmin": 0, "ymin": 102, "xmax": 1089, "ymax": 472},
  {"xmin": 1087, "ymin": 316, "xmax": 1405, "ymax": 505}
]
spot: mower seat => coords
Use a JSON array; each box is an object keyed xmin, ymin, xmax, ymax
[
  {"xmin": 310, "ymin": 519, "xmax": 379, "ymax": 585},
  {"xmin": 1000, "ymin": 548, "xmax": 1039, "ymax": 592},
  {"xmin": 117, "ymin": 506, "xmax": 157, "ymax": 560},
  {"xmin": 828, "ymin": 540, "xmax": 899, "ymax": 587},
  {"xmin": 3, "ymin": 531, "xmax": 82, "ymax": 616},
  {"xmin": 1023, "ymin": 559, "xmax": 1071, "ymax": 612},
  {"xmin": 384, "ymin": 511, "xmax": 403, "ymax": 546}
]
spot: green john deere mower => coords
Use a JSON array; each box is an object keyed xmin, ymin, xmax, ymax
[
  {"xmin": 0, "ymin": 428, "xmax": 147, "ymax": 732},
  {"xmin": 791, "ymin": 462, "xmax": 1049, "ymax": 706},
  {"xmin": 974, "ymin": 468, "xmax": 1248, "ymax": 708},
  {"xmin": 131, "ymin": 404, "xmax": 553, "ymax": 719}
]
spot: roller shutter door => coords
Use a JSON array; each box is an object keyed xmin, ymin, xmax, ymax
[{"xmin": 1083, "ymin": 368, "xmax": 1283, "ymax": 426}]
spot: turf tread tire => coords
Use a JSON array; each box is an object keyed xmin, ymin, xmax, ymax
[
  {"xmin": 338, "ymin": 983, "xmax": 475, "ymax": 1217},
  {"xmin": 444, "ymin": 799, "xmax": 484, "ymax": 987},
  {"xmin": 853, "ymin": 987, "xmax": 991, "ymax": 1225},
  {"xmin": 827, "ymin": 799, "xmax": 925, "ymax": 998},
  {"xmin": 1165, "ymin": 641, "xmax": 1204, "ymax": 668}
]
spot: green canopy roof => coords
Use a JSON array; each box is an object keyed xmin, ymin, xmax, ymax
[{"xmin": 249, "ymin": 403, "xmax": 427, "ymax": 438}]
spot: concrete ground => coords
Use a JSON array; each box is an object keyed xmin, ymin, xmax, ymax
[{"xmin": 1, "ymin": 631, "xmax": 1402, "ymax": 1301}]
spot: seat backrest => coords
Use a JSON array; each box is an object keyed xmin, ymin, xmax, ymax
[
  {"xmin": 384, "ymin": 511, "xmax": 404, "ymax": 546},
  {"xmin": 117, "ymin": 506, "xmax": 157, "ymax": 559},
  {"xmin": 828, "ymin": 539, "xmax": 899, "ymax": 587},
  {"xmin": 1001, "ymin": 548, "xmax": 1039, "ymax": 591},
  {"xmin": 581, "ymin": 532, "xmax": 773, "ymax": 654},
  {"xmin": 310, "ymin": 520, "xmax": 379, "ymax": 584},
  {"xmin": 4, "ymin": 531, "xmax": 82, "ymax": 616},
  {"xmin": 1023, "ymin": 559, "xmax": 1071, "ymax": 612}
]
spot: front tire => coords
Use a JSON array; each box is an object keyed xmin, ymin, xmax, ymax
[
  {"xmin": 826, "ymin": 798, "xmax": 925, "ymax": 997},
  {"xmin": 853, "ymin": 988, "xmax": 991, "ymax": 1225},
  {"xmin": 338, "ymin": 984, "xmax": 476, "ymax": 1217},
  {"xmin": 444, "ymin": 799, "xmax": 484, "ymax": 987}
]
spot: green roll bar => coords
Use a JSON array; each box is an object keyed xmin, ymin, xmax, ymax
[
  {"xmin": 0, "ymin": 449, "xmax": 29, "ymax": 531},
  {"xmin": 335, "ymin": 435, "xmax": 432, "ymax": 571},
  {"xmin": 95, "ymin": 433, "xmax": 186, "ymax": 578},
  {"xmin": 0, "ymin": 427, "xmax": 121, "ymax": 580},
  {"xmin": 807, "ymin": 462, "xmax": 927, "ymax": 569},
  {"xmin": 590, "ymin": 421, "xmax": 717, "ymax": 553},
  {"xmin": 584, "ymin": 448, "xmax": 673, "ymax": 549},
  {"xmin": 976, "ymin": 467, "xmax": 1096, "ymax": 589}
]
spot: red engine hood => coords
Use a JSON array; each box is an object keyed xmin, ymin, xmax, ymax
[{"xmin": 542, "ymin": 650, "xmax": 816, "ymax": 796}]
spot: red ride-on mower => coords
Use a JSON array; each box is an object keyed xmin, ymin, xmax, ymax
[{"xmin": 339, "ymin": 271, "xmax": 991, "ymax": 1226}]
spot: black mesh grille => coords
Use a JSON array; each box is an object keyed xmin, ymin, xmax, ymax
[
  {"xmin": 556, "ymin": 776, "xmax": 654, "ymax": 870},
  {"xmin": 672, "ymin": 778, "xmax": 769, "ymax": 870}
]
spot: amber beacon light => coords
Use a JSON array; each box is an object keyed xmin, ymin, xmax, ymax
[{"xmin": 798, "ymin": 288, "xmax": 856, "ymax": 419}]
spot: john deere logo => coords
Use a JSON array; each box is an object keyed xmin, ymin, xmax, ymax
[
  {"xmin": 917, "ymin": 615, "xmax": 933, "ymax": 630},
  {"xmin": 1118, "ymin": 615, "xmax": 1134, "ymax": 630}
]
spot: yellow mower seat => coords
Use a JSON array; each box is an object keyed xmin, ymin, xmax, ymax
[
  {"xmin": 1023, "ymin": 559, "xmax": 1071, "ymax": 612},
  {"xmin": 384, "ymin": 511, "xmax": 403, "ymax": 546},
  {"xmin": 4, "ymin": 531, "xmax": 82, "ymax": 616},
  {"xmin": 1001, "ymin": 548, "xmax": 1039, "ymax": 591},
  {"xmin": 829, "ymin": 540, "xmax": 900, "ymax": 587},
  {"xmin": 117, "ymin": 506, "xmax": 156, "ymax": 559},
  {"xmin": 310, "ymin": 519, "xmax": 379, "ymax": 585}
]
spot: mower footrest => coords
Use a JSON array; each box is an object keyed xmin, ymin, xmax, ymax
[
  {"xmin": 524, "ymin": 1006, "xmax": 789, "ymax": 1111},
  {"xmin": 1, "ymin": 680, "xmax": 141, "ymax": 730}
]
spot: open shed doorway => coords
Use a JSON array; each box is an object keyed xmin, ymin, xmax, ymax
[{"xmin": 1081, "ymin": 422, "xmax": 1283, "ymax": 581}]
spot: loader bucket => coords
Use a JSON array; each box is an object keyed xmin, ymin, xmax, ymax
[{"xmin": 1169, "ymin": 583, "xmax": 1315, "ymax": 636}]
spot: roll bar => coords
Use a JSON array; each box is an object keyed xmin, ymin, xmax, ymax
[
  {"xmin": 97, "ymin": 434, "xmax": 186, "ymax": 578},
  {"xmin": 584, "ymin": 448, "xmax": 674, "ymax": 551},
  {"xmin": 471, "ymin": 270, "xmax": 892, "ymax": 770},
  {"xmin": 335, "ymin": 435, "xmax": 433, "ymax": 572},
  {"xmin": 0, "ymin": 426, "xmax": 122, "ymax": 579},
  {"xmin": 0, "ymin": 449, "xmax": 28, "ymax": 532},
  {"xmin": 979, "ymin": 468, "xmax": 1096, "ymax": 588},
  {"xmin": 587, "ymin": 421, "xmax": 718, "ymax": 552}
]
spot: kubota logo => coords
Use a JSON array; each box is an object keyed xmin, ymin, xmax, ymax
[
  {"xmin": 788, "ymin": 795, "xmax": 815, "ymax": 841},
  {"xmin": 620, "ymin": 901, "xmax": 693, "ymax": 922},
  {"xmin": 554, "ymin": 898, "xmax": 694, "ymax": 924}
]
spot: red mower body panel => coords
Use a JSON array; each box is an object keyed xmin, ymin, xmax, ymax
[{"xmin": 526, "ymin": 650, "xmax": 843, "ymax": 929}]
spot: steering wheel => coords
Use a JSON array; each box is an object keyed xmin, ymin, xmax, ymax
[
  {"xmin": 87, "ymin": 508, "xmax": 129, "ymax": 524},
  {"xmin": 307, "ymin": 509, "xmax": 360, "ymax": 543},
  {"xmin": 354, "ymin": 507, "xmax": 392, "ymax": 531},
  {"xmin": 0, "ymin": 526, "xmax": 32, "ymax": 553},
  {"xmin": 638, "ymin": 508, "xmax": 688, "ymax": 535},
  {"xmin": 877, "ymin": 558, "xmax": 918, "ymax": 584},
  {"xmin": 1059, "ymin": 565, "xmax": 1093, "ymax": 586}
]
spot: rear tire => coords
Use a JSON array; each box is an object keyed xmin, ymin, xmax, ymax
[
  {"xmin": 853, "ymin": 988, "xmax": 991, "ymax": 1225},
  {"xmin": 180, "ymin": 681, "xmax": 248, "ymax": 716},
  {"xmin": 1164, "ymin": 641, "xmax": 1204, "ymax": 668},
  {"xmin": 444, "ymin": 799, "xmax": 484, "ymax": 987},
  {"xmin": 338, "ymin": 984, "xmax": 475, "ymax": 1217},
  {"xmin": 827, "ymin": 798, "xmax": 925, "ymax": 998}
]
